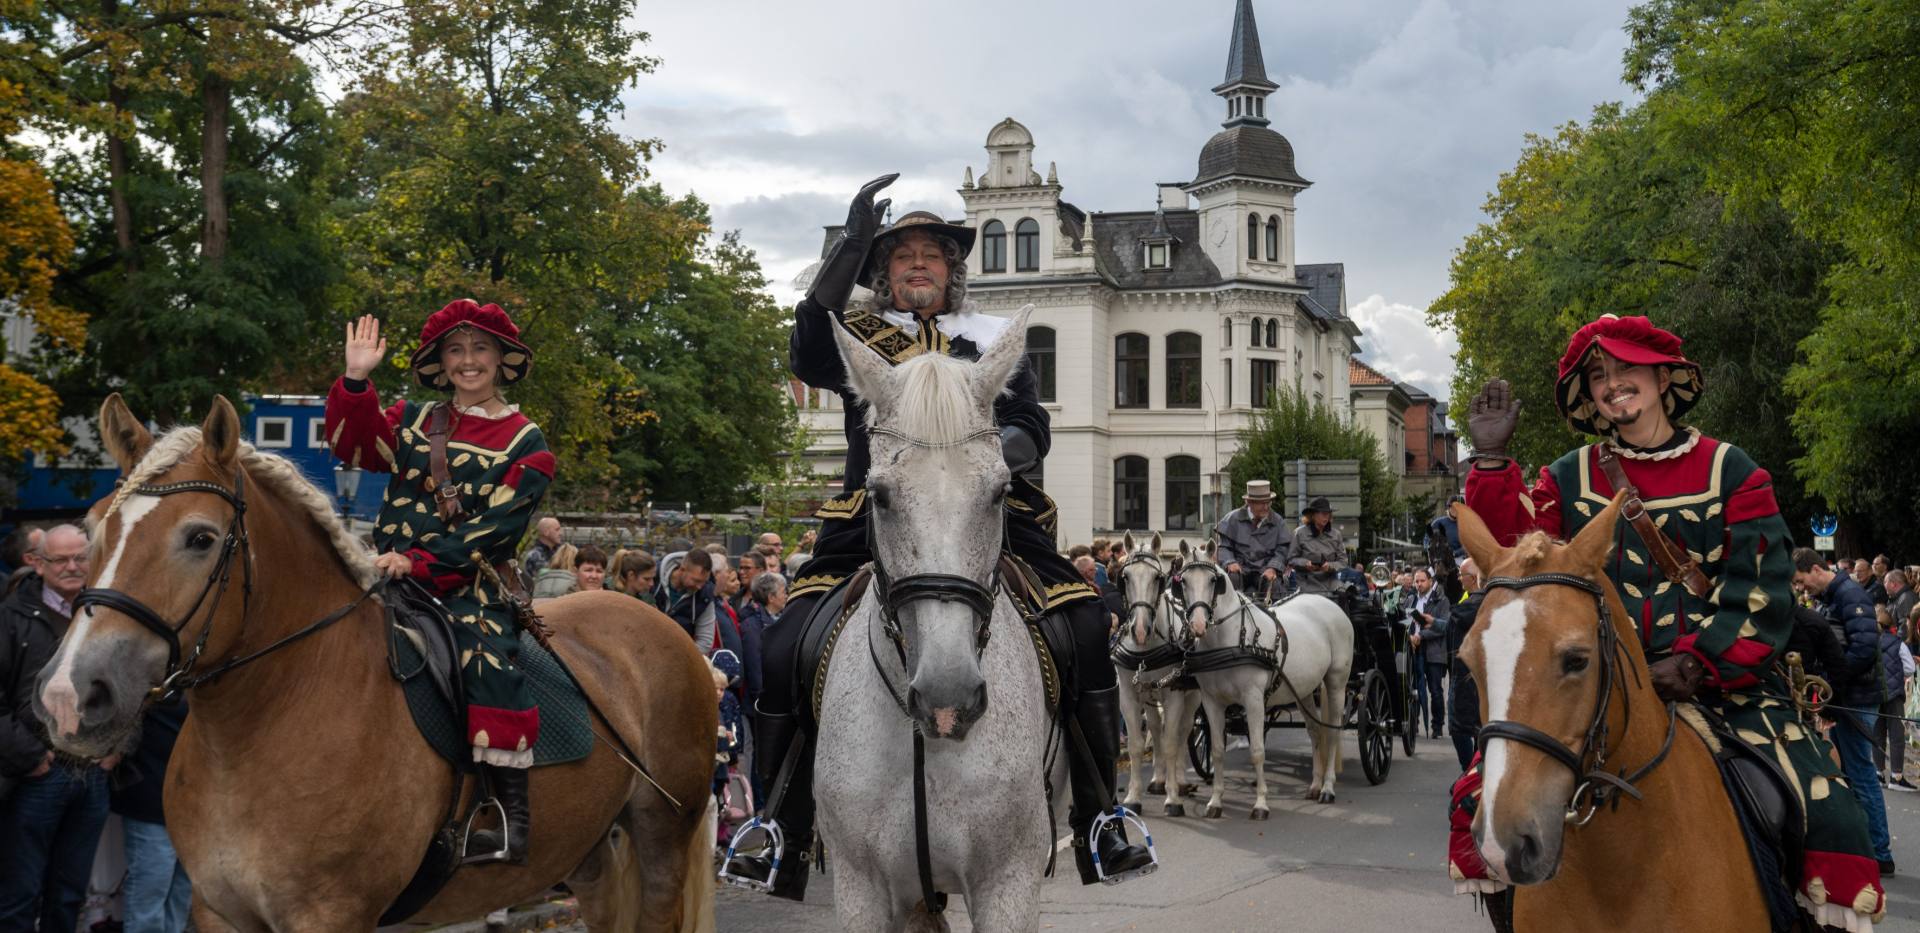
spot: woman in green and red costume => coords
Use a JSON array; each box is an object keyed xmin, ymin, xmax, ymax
[
  {"xmin": 325, "ymin": 299, "xmax": 556, "ymax": 863},
  {"xmin": 1450, "ymin": 314, "xmax": 1884, "ymax": 928}
]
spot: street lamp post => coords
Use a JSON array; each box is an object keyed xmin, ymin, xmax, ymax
[{"xmin": 334, "ymin": 463, "xmax": 362, "ymax": 518}]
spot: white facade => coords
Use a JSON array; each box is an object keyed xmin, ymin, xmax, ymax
[{"xmin": 796, "ymin": 1, "xmax": 1362, "ymax": 548}]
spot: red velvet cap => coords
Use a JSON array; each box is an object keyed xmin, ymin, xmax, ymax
[
  {"xmin": 1554, "ymin": 314, "xmax": 1702, "ymax": 435},
  {"xmin": 409, "ymin": 299, "xmax": 532, "ymax": 390}
]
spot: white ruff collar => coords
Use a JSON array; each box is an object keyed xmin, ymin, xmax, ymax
[
  {"xmin": 442, "ymin": 399, "xmax": 521, "ymax": 419},
  {"xmin": 1610, "ymin": 426, "xmax": 1702, "ymax": 461},
  {"xmin": 876, "ymin": 299, "xmax": 1018, "ymax": 351}
]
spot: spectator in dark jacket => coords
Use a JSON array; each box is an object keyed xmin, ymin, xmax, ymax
[
  {"xmin": 1444, "ymin": 559, "xmax": 1485, "ymax": 771},
  {"xmin": 740, "ymin": 573, "xmax": 786, "ymax": 710},
  {"xmin": 1793, "ymin": 547, "xmax": 1894, "ymax": 869},
  {"xmin": 653, "ymin": 550, "xmax": 716, "ymax": 653},
  {"xmin": 112, "ymin": 697, "xmax": 193, "ymax": 933}
]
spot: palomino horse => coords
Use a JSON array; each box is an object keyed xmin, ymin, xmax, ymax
[
  {"xmin": 812, "ymin": 309, "xmax": 1068, "ymax": 932},
  {"xmin": 1112, "ymin": 532, "xmax": 1194, "ymax": 815},
  {"xmin": 1171, "ymin": 540, "xmax": 1352, "ymax": 815},
  {"xmin": 35, "ymin": 395, "xmax": 718, "ymax": 932},
  {"xmin": 1454, "ymin": 494, "xmax": 1768, "ymax": 931}
]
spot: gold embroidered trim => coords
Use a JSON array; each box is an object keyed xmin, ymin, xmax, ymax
[
  {"xmin": 842, "ymin": 309, "xmax": 926, "ymax": 365},
  {"xmin": 1043, "ymin": 581, "xmax": 1100, "ymax": 609},
  {"xmin": 814, "ymin": 489, "xmax": 867, "ymax": 520},
  {"xmin": 811, "ymin": 587, "xmax": 860, "ymax": 721},
  {"xmin": 788, "ymin": 573, "xmax": 844, "ymax": 599}
]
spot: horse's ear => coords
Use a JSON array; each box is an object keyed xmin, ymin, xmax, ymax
[
  {"xmin": 1150, "ymin": 531, "xmax": 1163, "ymax": 554},
  {"xmin": 201, "ymin": 396, "xmax": 242, "ymax": 467},
  {"xmin": 1200, "ymin": 539, "xmax": 1215, "ymax": 559},
  {"xmin": 1122, "ymin": 530, "xmax": 1135, "ymax": 552},
  {"xmin": 1453, "ymin": 500, "xmax": 1504, "ymax": 579},
  {"xmin": 1179, "ymin": 538, "xmax": 1193, "ymax": 559},
  {"xmin": 828, "ymin": 316, "xmax": 893, "ymax": 408},
  {"xmin": 1568, "ymin": 490, "xmax": 1626, "ymax": 568},
  {"xmin": 969, "ymin": 305, "xmax": 1031, "ymax": 410},
  {"xmin": 98, "ymin": 393, "xmax": 152, "ymax": 473}
]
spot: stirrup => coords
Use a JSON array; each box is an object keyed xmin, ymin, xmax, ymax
[
  {"xmin": 717, "ymin": 817, "xmax": 786, "ymax": 892},
  {"xmin": 459, "ymin": 795, "xmax": 512, "ymax": 865},
  {"xmin": 1088, "ymin": 806, "xmax": 1159, "ymax": 885}
]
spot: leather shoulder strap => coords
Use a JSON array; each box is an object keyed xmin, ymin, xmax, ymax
[
  {"xmin": 423, "ymin": 403, "xmax": 468, "ymax": 526},
  {"xmin": 1596, "ymin": 444, "xmax": 1713, "ymax": 600}
]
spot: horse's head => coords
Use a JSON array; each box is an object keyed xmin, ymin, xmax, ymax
[
  {"xmin": 1174, "ymin": 539, "xmax": 1232, "ymax": 643},
  {"xmin": 1456, "ymin": 492, "xmax": 1631, "ymax": 885},
  {"xmin": 831, "ymin": 307, "xmax": 1031, "ymax": 741},
  {"xmin": 1117, "ymin": 531, "xmax": 1167, "ymax": 649},
  {"xmin": 35, "ymin": 394, "xmax": 252, "ymax": 756}
]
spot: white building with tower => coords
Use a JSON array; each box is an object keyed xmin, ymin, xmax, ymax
[{"xmin": 796, "ymin": 0, "xmax": 1363, "ymax": 547}]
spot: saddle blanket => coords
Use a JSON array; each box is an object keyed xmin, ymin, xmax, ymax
[{"xmin": 389, "ymin": 624, "xmax": 593, "ymax": 769}]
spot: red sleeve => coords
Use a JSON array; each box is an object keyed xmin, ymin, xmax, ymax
[
  {"xmin": 1463, "ymin": 460, "xmax": 1563, "ymax": 546},
  {"xmin": 324, "ymin": 377, "xmax": 406, "ymax": 474}
]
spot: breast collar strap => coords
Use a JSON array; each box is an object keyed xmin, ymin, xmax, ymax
[{"xmin": 1476, "ymin": 571, "xmax": 1677, "ymax": 826}]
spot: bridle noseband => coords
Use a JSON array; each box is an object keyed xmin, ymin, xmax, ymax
[
  {"xmin": 1118, "ymin": 552, "xmax": 1171, "ymax": 637},
  {"xmin": 1167, "ymin": 558, "xmax": 1233, "ymax": 646},
  {"xmin": 865, "ymin": 426, "xmax": 1005, "ymax": 663},
  {"xmin": 1475, "ymin": 571, "xmax": 1676, "ymax": 826}
]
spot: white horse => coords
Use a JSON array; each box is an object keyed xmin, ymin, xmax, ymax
[
  {"xmin": 1170, "ymin": 540, "xmax": 1354, "ymax": 815},
  {"xmin": 812, "ymin": 309, "xmax": 1067, "ymax": 932},
  {"xmin": 1111, "ymin": 532, "xmax": 1196, "ymax": 816}
]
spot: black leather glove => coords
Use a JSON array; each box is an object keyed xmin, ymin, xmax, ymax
[
  {"xmin": 806, "ymin": 173, "xmax": 898, "ymax": 313},
  {"xmin": 1468, "ymin": 378, "xmax": 1520, "ymax": 465},
  {"xmin": 1000, "ymin": 425, "xmax": 1038, "ymax": 475},
  {"xmin": 1649, "ymin": 653, "xmax": 1705, "ymax": 703}
]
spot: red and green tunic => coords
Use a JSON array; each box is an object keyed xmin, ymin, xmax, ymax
[
  {"xmin": 1463, "ymin": 430, "xmax": 1885, "ymax": 924},
  {"xmin": 325, "ymin": 377, "xmax": 556, "ymax": 767}
]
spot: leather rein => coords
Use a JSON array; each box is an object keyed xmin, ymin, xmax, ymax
[
  {"xmin": 73, "ymin": 471, "xmax": 379, "ymax": 703},
  {"xmin": 1475, "ymin": 571, "xmax": 1677, "ymax": 826}
]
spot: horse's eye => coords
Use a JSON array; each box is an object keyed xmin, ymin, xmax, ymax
[
  {"xmin": 870, "ymin": 486, "xmax": 891, "ymax": 510},
  {"xmin": 187, "ymin": 530, "xmax": 218, "ymax": 552},
  {"xmin": 1562, "ymin": 652, "xmax": 1591, "ymax": 675}
]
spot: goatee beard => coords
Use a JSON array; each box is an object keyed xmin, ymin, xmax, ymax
[{"xmin": 897, "ymin": 283, "xmax": 942, "ymax": 310}]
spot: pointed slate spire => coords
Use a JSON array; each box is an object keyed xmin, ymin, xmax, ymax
[{"xmin": 1219, "ymin": 0, "xmax": 1276, "ymax": 91}]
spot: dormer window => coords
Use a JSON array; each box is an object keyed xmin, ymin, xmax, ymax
[{"xmin": 1145, "ymin": 242, "xmax": 1168, "ymax": 269}]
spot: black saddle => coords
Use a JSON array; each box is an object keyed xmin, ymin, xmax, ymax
[{"xmin": 1695, "ymin": 706, "xmax": 1804, "ymax": 933}]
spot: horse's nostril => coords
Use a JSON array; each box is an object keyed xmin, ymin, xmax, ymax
[
  {"xmin": 1513, "ymin": 830, "xmax": 1541, "ymax": 869},
  {"xmin": 81, "ymin": 678, "xmax": 114, "ymax": 720},
  {"xmin": 969, "ymin": 682, "xmax": 988, "ymax": 715}
]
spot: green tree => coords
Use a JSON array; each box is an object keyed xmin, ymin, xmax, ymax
[{"xmin": 1228, "ymin": 388, "xmax": 1398, "ymax": 555}]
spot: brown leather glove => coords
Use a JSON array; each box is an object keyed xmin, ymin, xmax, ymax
[
  {"xmin": 1649, "ymin": 653, "xmax": 1706, "ymax": 703},
  {"xmin": 1468, "ymin": 378, "xmax": 1520, "ymax": 464}
]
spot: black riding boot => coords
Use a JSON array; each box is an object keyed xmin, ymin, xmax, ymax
[
  {"xmin": 720, "ymin": 707, "xmax": 816, "ymax": 900},
  {"xmin": 1068, "ymin": 685, "xmax": 1157, "ymax": 884},
  {"xmin": 466, "ymin": 765, "xmax": 531, "ymax": 865}
]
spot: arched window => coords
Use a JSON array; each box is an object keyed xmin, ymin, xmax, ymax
[
  {"xmin": 1026, "ymin": 325, "xmax": 1057, "ymax": 403},
  {"xmin": 1265, "ymin": 216, "xmax": 1279, "ymax": 262},
  {"xmin": 1114, "ymin": 333, "xmax": 1149, "ymax": 409},
  {"xmin": 1114, "ymin": 456, "xmax": 1149, "ymax": 530},
  {"xmin": 1165, "ymin": 332, "xmax": 1201, "ymax": 408},
  {"xmin": 981, "ymin": 220, "xmax": 1006, "ymax": 273},
  {"xmin": 1247, "ymin": 213, "xmax": 1260, "ymax": 260},
  {"xmin": 1165, "ymin": 456, "xmax": 1201, "ymax": 531},
  {"xmin": 1266, "ymin": 319, "xmax": 1278, "ymax": 348},
  {"xmin": 1221, "ymin": 317, "xmax": 1233, "ymax": 348},
  {"xmin": 1249, "ymin": 316, "xmax": 1263, "ymax": 347},
  {"xmin": 1014, "ymin": 218, "xmax": 1040, "ymax": 272}
]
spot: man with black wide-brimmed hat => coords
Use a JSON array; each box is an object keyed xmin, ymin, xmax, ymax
[
  {"xmin": 723, "ymin": 175, "xmax": 1155, "ymax": 898},
  {"xmin": 1287, "ymin": 496, "xmax": 1346, "ymax": 595}
]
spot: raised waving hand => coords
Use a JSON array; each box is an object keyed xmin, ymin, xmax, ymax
[{"xmin": 344, "ymin": 314, "xmax": 388, "ymax": 381}]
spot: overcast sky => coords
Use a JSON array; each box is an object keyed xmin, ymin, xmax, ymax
[{"xmin": 622, "ymin": 0, "xmax": 1642, "ymax": 397}]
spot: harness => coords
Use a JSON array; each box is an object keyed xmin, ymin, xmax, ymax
[
  {"xmin": 1110, "ymin": 552, "xmax": 1185, "ymax": 677},
  {"xmin": 74, "ymin": 472, "xmax": 377, "ymax": 702},
  {"xmin": 1475, "ymin": 571, "xmax": 1678, "ymax": 826}
]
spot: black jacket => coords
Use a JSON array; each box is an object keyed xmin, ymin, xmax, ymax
[
  {"xmin": 1, "ymin": 575, "xmax": 68, "ymax": 777},
  {"xmin": 1822, "ymin": 574, "xmax": 1883, "ymax": 707},
  {"xmin": 790, "ymin": 297, "xmax": 1049, "ymax": 493},
  {"xmin": 109, "ymin": 697, "xmax": 187, "ymax": 825}
]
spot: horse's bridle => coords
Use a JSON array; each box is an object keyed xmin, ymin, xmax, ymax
[
  {"xmin": 865, "ymin": 426, "xmax": 1005, "ymax": 663},
  {"xmin": 1475, "ymin": 572, "xmax": 1676, "ymax": 826},
  {"xmin": 1167, "ymin": 557, "xmax": 1234, "ymax": 647},
  {"xmin": 72, "ymin": 470, "xmax": 376, "ymax": 702},
  {"xmin": 1117, "ymin": 551, "xmax": 1174, "ymax": 639}
]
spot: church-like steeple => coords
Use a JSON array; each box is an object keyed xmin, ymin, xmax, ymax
[{"xmin": 1212, "ymin": 0, "xmax": 1278, "ymax": 128}]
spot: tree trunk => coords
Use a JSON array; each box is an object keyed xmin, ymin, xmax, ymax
[
  {"xmin": 199, "ymin": 72, "xmax": 231, "ymax": 267},
  {"xmin": 102, "ymin": 0, "xmax": 136, "ymax": 272}
]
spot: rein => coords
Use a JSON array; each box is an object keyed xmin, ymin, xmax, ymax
[
  {"xmin": 1475, "ymin": 572, "xmax": 1677, "ymax": 826},
  {"xmin": 73, "ymin": 471, "xmax": 379, "ymax": 703}
]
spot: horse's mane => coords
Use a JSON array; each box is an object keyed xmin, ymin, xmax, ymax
[
  {"xmin": 111, "ymin": 426, "xmax": 379, "ymax": 588},
  {"xmin": 862, "ymin": 351, "xmax": 989, "ymax": 445}
]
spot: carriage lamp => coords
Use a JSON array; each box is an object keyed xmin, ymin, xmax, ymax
[{"xmin": 334, "ymin": 464, "xmax": 362, "ymax": 516}]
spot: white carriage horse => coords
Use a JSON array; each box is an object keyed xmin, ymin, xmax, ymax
[
  {"xmin": 1168, "ymin": 540, "xmax": 1354, "ymax": 815},
  {"xmin": 1111, "ymin": 531, "xmax": 1197, "ymax": 815}
]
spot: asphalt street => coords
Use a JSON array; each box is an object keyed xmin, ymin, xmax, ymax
[{"xmin": 703, "ymin": 719, "xmax": 1920, "ymax": 932}]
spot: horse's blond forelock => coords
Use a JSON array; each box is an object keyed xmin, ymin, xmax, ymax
[{"xmin": 113, "ymin": 425, "xmax": 378, "ymax": 588}]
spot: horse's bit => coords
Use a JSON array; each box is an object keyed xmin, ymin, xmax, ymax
[
  {"xmin": 74, "ymin": 470, "xmax": 375, "ymax": 702},
  {"xmin": 1475, "ymin": 572, "xmax": 1677, "ymax": 826}
]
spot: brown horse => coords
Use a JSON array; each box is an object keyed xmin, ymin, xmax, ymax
[
  {"xmin": 33, "ymin": 395, "xmax": 718, "ymax": 932},
  {"xmin": 1454, "ymin": 493, "xmax": 1768, "ymax": 931}
]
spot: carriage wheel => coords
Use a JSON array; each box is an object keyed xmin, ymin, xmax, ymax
[
  {"xmin": 1401, "ymin": 689, "xmax": 1419, "ymax": 757},
  {"xmin": 1358, "ymin": 670, "xmax": 1392, "ymax": 785},
  {"xmin": 1188, "ymin": 707, "xmax": 1213, "ymax": 784}
]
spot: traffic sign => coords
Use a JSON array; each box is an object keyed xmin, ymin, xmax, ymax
[
  {"xmin": 1811, "ymin": 514, "xmax": 1839, "ymax": 537},
  {"xmin": 1814, "ymin": 534, "xmax": 1835, "ymax": 551}
]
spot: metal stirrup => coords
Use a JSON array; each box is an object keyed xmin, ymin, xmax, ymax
[
  {"xmin": 458, "ymin": 796, "xmax": 512, "ymax": 865},
  {"xmin": 719, "ymin": 819, "xmax": 787, "ymax": 892},
  {"xmin": 1087, "ymin": 806, "xmax": 1159, "ymax": 884}
]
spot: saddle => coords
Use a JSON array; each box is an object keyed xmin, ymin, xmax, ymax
[
  {"xmin": 1679, "ymin": 704, "xmax": 1805, "ymax": 933},
  {"xmin": 794, "ymin": 557, "xmax": 1063, "ymax": 723}
]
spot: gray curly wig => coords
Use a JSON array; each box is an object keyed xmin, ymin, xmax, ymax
[{"xmin": 869, "ymin": 231, "xmax": 969, "ymax": 312}]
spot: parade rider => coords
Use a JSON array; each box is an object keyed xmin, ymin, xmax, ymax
[
  {"xmin": 1449, "ymin": 314, "xmax": 1884, "ymax": 928},
  {"xmin": 723, "ymin": 175, "xmax": 1156, "ymax": 899},
  {"xmin": 1214, "ymin": 479, "xmax": 1290, "ymax": 599},
  {"xmin": 327, "ymin": 301, "xmax": 555, "ymax": 864},
  {"xmin": 1287, "ymin": 497, "xmax": 1346, "ymax": 595}
]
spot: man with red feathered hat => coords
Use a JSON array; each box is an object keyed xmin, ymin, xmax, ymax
[
  {"xmin": 1448, "ymin": 314, "xmax": 1884, "ymax": 928},
  {"xmin": 325, "ymin": 300, "xmax": 555, "ymax": 864}
]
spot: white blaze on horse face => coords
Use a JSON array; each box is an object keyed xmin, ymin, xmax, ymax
[
  {"xmin": 43, "ymin": 493, "xmax": 162, "ymax": 737},
  {"xmin": 1475, "ymin": 595, "xmax": 1531, "ymax": 877}
]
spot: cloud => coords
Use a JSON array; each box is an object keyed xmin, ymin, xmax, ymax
[{"xmin": 1350, "ymin": 293, "xmax": 1457, "ymax": 400}]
